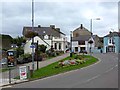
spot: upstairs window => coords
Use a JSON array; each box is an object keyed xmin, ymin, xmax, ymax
[
  {"xmin": 78, "ymin": 41, "xmax": 85, "ymax": 45},
  {"xmin": 109, "ymin": 38, "xmax": 112, "ymax": 43}
]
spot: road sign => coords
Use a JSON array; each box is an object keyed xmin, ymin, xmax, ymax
[
  {"xmin": 30, "ymin": 45, "xmax": 35, "ymax": 48},
  {"xmin": 19, "ymin": 66, "xmax": 27, "ymax": 80}
]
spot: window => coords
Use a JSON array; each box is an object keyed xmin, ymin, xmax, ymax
[
  {"xmin": 75, "ymin": 47, "xmax": 78, "ymax": 52},
  {"xmin": 59, "ymin": 43, "xmax": 61, "ymax": 50},
  {"xmin": 54, "ymin": 43, "xmax": 57, "ymax": 49},
  {"xmin": 48, "ymin": 35, "xmax": 51, "ymax": 39},
  {"xmin": 109, "ymin": 38, "xmax": 112, "ymax": 43},
  {"xmin": 78, "ymin": 41, "xmax": 85, "ymax": 45}
]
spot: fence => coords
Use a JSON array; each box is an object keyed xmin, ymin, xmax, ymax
[{"xmin": 1, "ymin": 65, "xmax": 31, "ymax": 86}]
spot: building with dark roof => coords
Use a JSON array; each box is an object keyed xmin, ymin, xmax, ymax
[
  {"xmin": 103, "ymin": 31, "xmax": 120, "ymax": 53},
  {"xmin": 23, "ymin": 25, "xmax": 65, "ymax": 39},
  {"xmin": 71, "ymin": 24, "xmax": 103, "ymax": 53},
  {"xmin": 23, "ymin": 25, "xmax": 68, "ymax": 54}
]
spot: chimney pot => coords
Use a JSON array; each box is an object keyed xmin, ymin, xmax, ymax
[
  {"xmin": 80, "ymin": 24, "xmax": 83, "ymax": 29},
  {"xmin": 38, "ymin": 25, "xmax": 41, "ymax": 27}
]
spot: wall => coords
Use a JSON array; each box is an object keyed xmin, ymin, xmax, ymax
[
  {"xmin": 103, "ymin": 37, "xmax": 108, "ymax": 53},
  {"xmin": 24, "ymin": 36, "xmax": 51, "ymax": 54}
]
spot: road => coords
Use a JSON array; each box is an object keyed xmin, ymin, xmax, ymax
[{"xmin": 9, "ymin": 53, "xmax": 119, "ymax": 88}]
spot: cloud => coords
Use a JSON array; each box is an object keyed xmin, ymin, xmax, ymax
[{"xmin": 1, "ymin": 1, "xmax": 118, "ymax": 39}]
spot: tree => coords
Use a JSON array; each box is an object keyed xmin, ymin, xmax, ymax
[
  {"xmin": 12, "ymin": 36, "xmax": 26, "ymax": 47},
  {"xmin": 25, "ymin": 31, "xmax": 38, "ymax": 38}
]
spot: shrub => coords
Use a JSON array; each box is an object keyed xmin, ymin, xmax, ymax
[
  {"xmin": 40, "ymin": 53, "xmax": 48, "ymax": 58},
  {"xmin": 74, "ymin": 55, "xmax": 85, "ymax": 60},
  {"xmin": 38, "ymin": 44, "xmax": 47, "ymax": 53}
]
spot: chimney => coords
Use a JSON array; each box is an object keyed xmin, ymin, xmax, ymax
[
  {"xmin": 56, "ymin": 28, "xmax": 60, "ymax": 32},
  {"xmin": 50, "ymin": 25, "xmax": 55, "ymax": 29},
  {"xmin": 38, "ymin": 25, "xmax": 41, "ymax": 27},
  {"xmin": 109, "ymin": 31, "xmax": 112, "ymax": 34},
  {"xmin": 80, "ymin": 24, "xmax": 83, "ymax": 29}
]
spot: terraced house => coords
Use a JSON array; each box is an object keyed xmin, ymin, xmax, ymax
[
  {"xmin": 23, "ymin": 25, "xmax": 68, "ymax": 54},
  {"xmin": 71, "ymin": 24, "xmax": 103, "ymax": 53},
  {"xmin": 103, "ymin": 31, "xmax": 120, "ymax": 53}
]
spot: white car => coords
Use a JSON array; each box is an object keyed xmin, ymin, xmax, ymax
[{"xmin": 0, "ymin": 58, "xmax": 7, "ymax": 65}]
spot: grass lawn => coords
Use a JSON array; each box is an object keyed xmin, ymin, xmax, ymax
[{"xmin": 30, "ymin": 54, "xmax": 98, "ymax": 79}]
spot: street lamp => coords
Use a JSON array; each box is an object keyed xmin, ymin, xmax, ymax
[
  {"xmin": 89, "ymin": 18, "xmax": 100, "ymax": 55},
  {"xmin": 70, "ymin": 31, "xmax": 73, "ymax": 57},
  {"xmin": 31, "ymin": 0, "xmax": 35, "ymax": 71}
]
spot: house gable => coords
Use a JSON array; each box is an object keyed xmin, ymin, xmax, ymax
[{"xmin": 73, "ymin": 24, "xmax": 91, "ymax": 37}]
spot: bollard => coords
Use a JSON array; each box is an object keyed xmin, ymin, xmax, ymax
[
  {"xmin": 9, "ymin": 68, "xmax": 11, "ymax": 84},
  {"xmin": 30, "ymin": 69, "xmax": 33, "ymax": 78}
]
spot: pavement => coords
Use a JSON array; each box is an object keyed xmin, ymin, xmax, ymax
[
  {"xmin": 9, "ymin": 53, "xmax": 118, "ymax": 88},
  {"xmin": 0, "ymin": 53, "xmax": 69, "ymax": 87}
]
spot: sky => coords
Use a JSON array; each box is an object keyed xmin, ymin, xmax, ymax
[{"xmin": 0, "ymin": 0, "xmax": 119, "ymax": 41}]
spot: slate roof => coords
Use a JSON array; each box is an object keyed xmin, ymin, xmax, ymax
[
  {"xmin": 72, "ymin": 35, "xmax": 92, "ymax": 41},
  {"xmin": 23, "ymin": 25, "xmax": 65, "ymax": 38},
  {"xmin": 104, "ymin": 32, "xmax": 120, "ymax": 37}
]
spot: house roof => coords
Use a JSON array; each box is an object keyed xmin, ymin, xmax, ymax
[
  {"xmin": 72, "ymin": 35, "xmax": 92, "ymax": 41},
  {"xmin": 104, "ymin": 32, "xmax": 120, "ymax": 37},
  {"xmin": 23, "ymin": 25, "xmax": 66, "ymax": 38},
  {"xmin": 73, "ymin": 24, "xmax": 92, "ymax": 36}
]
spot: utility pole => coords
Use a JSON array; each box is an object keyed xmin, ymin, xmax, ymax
[
  {"xmin": 70, "ymin": 31, "xmax": 72, "ymax": 57},
  {"xmin": 36, "ymin": 40, "xmax": 39, "ymax": 70},
  {"xmin": 31, "ymin": 0, "xmax": 34, "ymax": 71}
]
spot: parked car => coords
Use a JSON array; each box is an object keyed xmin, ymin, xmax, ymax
[
  {"xmin": 65, "ymin": 48, "xmax": 70, "ymax": 53},
  {"xmin": 0, "ymin": 58, "xmax": 7, "ymax": 65}
]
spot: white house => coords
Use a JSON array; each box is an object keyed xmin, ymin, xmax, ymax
[
  {"xmin": 71, "ymin": 24, "xmax": 103, "ymax": 53},
  {"xmin": 72, "ymin": 35, "xmax": 95, "ymax": 53},
  {"xmin": 23, "ymin": 25, "xmax": 68, "ymax": 54}
]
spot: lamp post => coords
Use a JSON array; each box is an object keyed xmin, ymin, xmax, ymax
[
  {"xmin": 89, "ymin": 18, "xmax": 100, "ymax": 55},
  {"xmin": 70, "ymin": 31, "xmax": 72, "ymax": 57},
  {"xmin": 31, "ymin": 0, "xmax": 34, "ymax": 71}
]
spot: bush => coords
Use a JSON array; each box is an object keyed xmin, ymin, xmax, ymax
[
  {"xmin": 16, "ymin": 47, "xmax": 24, "ymax": 58},
  {"xmin": 40, "ymin": 53, "xmax": 48, "ymax": 58},
  {"xmin": 74, "ymin": 55, "xmax": 85, "ymax": 60},
  {"xmin": 46, "ymin": 50, "xmax": 56, "ymax": 57}
]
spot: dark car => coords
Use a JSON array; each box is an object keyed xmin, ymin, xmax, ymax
[
  {"xmin": 34, "ymin": 56, "xmax": 42, "ymax": 61},
  {"xmin": 79, "ymin": 50, "xmax": 87, "ymax": 54}
]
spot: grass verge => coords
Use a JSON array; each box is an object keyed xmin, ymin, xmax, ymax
[{"xmin": 31, "ymin": 55, "xmax": 98, "ymax": 79}]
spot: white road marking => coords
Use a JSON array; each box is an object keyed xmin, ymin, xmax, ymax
[{"xmin": 86, "ymin": 75, "xmax": 100, "ymax": 82}]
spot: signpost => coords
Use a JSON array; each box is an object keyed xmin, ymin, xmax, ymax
[
  {"xmin": 30, "ymin": 45, "xmax": 35, "ymax": 48},
  {"xmin": 19, "ymin": 66, "xmax": 27, "ymax": 80}
]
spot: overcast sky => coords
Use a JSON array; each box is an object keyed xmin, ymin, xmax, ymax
[{"xmin": 0, "ymin": 0, "xmax": 119, "ymax": 41}]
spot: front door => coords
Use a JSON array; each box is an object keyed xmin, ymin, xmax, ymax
[{"xmin": 108, "ymin": 46, "xmax": 115, "ymax": 52}]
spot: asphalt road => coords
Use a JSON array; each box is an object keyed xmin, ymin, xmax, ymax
[{"xmin": 10, "ymin": 53, "xmax": 118, "ymax": 88}]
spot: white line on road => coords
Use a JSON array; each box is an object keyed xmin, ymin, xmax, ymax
[
  {"xmin": 85, "ymin": 75, "xmax": 100, "ymax": 82},
  {"xmin": 105, "ymin": 64, "xmax": 118, "ymax": 73}
]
